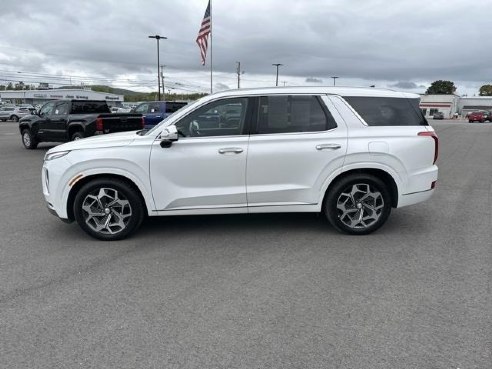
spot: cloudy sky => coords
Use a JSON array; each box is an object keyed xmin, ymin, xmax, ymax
[{"xmin": 0, "ymin": 0, "xmax": 490, "ymax": 96}]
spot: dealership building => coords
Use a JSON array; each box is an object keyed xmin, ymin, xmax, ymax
[
  {"xmin": 420, "ymin": 94, "xmax": 492, "ymax": 118},
  {"xmin": 0, "ymin": 89, "xmax": 124, "ymax": 106}
]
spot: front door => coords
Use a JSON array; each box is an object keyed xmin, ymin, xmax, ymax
[{"xmin": 149, "ymin": 97, "xmax": 253, "ymax": 212}]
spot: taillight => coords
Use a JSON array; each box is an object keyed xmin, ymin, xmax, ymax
[
  {"xmin": 141, "ymin": 117, "xmax": 145, "ymax": 129},
  {"xmin": 418, "ymin": 131, "xmax": 439, "ymax": 164},
  {"xmin": 95, "ymin": 117, "xmax": 103, "ymax": 131}
]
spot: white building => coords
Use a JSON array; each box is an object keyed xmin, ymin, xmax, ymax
[
  {"xmin": 458, "ymin": 96, "xmax": 492, "ymax": 116},
  {"xmin": 419, "ymin": 94, "xmax": 460, "ymax": 119},
  {"xmin": 0, "ymin": 89, "xmax": 124, "ymax": 106}
]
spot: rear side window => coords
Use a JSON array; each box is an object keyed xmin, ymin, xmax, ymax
[
  {"xmin": 256, "ymin": 95, "xmax": 337, "ymax": 134},
  {"xmin": 70, "ymin": 101, "xmax": 110, "ymax": 114},
  {"xmin": 343, "ymin": 96, "xmax": 428, "ymax": 126},
  {"xmin": 166, "ymin": 102, "xmax": 187, "ymax": 114}
]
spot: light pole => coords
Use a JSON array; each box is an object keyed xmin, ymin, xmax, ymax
[
  {"xmin": 272, "ymin": 63, "xmax": 283, "ymax": 86},
  {"xmin": 148, "ymin": 35, "xmax": 167, "ymax": 100},
  {"xmin": 330, "ymin": 76, "xmax": 339, "ymax": 86}
]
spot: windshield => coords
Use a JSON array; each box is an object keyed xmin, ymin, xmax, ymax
[{"xmin": 145, "ymin": 97, "xmax": 207, "ymax": 136}]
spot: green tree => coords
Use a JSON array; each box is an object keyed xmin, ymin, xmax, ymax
[
  {"xmin": 425, "ymin": 80, "xmax": 456, "ymax": 95},
  {"xmin": 6, "ymin": 82, "xmax": 13, "ymax": 90},
  {"xmin": 479, "ymin": 84, "xmax": 492, "ymax": 96}
]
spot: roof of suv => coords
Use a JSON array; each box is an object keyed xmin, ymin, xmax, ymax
[{"xmin": 208, "ymin": 86, "xmax": 420, "ymax": 100}]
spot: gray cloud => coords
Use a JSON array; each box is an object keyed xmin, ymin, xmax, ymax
[
  {"xmin": 0, "ymin": 0, "xmax": 490, "ymax": 94},
  {"xmin": 305, "ymin": 78, "xmax": 323, "ymax": 84},
  {"xmin": 389, "ymin": 82, "xmax": 419, "ymax": 89}
]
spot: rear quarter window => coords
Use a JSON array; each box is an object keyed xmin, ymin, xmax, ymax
[{"xmin": 343, "ymin": 96, "xmax": 428, "ymax": 126}]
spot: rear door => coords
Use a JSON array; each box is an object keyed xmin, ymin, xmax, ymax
[{"xmin": 246, "ymin": 95, "xmax": 348, "ymax": 210}]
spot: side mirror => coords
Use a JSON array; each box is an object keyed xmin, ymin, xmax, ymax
[{"xmin": 160, "ymin": 125, "xmax": 178, "ymax": 148}]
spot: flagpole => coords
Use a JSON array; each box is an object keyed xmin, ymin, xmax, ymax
[{"xmin": 210, "ymin": 0, "xmax": 213, "ymax": 94}]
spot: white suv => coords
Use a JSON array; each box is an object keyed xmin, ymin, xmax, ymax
[{"xmin": 42, "ymin": 87, "xmax": 438, "ymax": 240}]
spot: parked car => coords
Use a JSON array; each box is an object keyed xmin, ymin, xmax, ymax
[
  {"xmin": 432, "ymin": 112, "xmax": 444, "ymax": 120},
  {"xmin": 132, "ymin": 101, "xmax": 188, "ymax": 128},
  {"xmin": 0, "ymin": 106, "xmax": 31, "ymax": 122},
  {"xmin": 19, "ymin": 99, "xmax": 144, "ymax": 149},
  {"xmin": 42, "ymin": 87, "xmax": 438, "ymax": 240},
  {"xmin": 468, "ymin": 111, "xmax": 489, "ymax": 123}
]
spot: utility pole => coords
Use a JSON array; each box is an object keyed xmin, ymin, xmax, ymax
[
  {"xmin": 236, "ymin": 61, "xmax": 242, "ymax": 89},
  {"xmin": 272, "ymin": 63, "xmax": 283, "ymax": 86},
  {"xmin": 148, "ymin": 34, "xmax": 167, "ymax": 101},
  {"xmin": 160, "ymin": 65, "xmax": 166, "ymax": 100}
]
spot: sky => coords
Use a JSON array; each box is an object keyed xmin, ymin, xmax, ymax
[{"xmin": 0, "ymin": 0, "xmax": 491, "ymax": 96}]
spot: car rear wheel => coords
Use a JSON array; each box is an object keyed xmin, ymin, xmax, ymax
[
  {"xmin": 71, "ymin": 131, "xmax": 84, "ymax": 141},
  {"xmin": 73, "ymin": 178, "xmax": 144, "ymax": 240},
  {"xmin": 11, "ymin": 115, "xmax": 19, "ymax": 122},
  {"xmin": 21, "ymin": 129, "xmax": 38, "ymax": 149},
  {"xmin": 325, "ymin": 174, "xmax": 392, "ymax": 235}
]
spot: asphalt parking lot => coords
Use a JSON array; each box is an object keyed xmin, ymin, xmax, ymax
[{"xmin": 0, "ymin": 119, "xmax": 490, "ymax": 369}]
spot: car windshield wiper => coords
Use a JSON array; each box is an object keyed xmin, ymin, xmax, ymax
[{"xmin": 136, "ymin": 129, "xmax": 149, "ymax": 136}]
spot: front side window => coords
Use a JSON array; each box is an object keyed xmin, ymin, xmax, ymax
[
  {"xmin": 40, "ymin": 102, "xmax": 55, "ymax": 116},
  {"xmin": 344, "ymin": 96, "xmax": 428, "ymax": 126},
  {"xmin": 54, "ymin": 102, "xmax": 69, "ymax": 115},
  {"xmin": 175, "ymin": 98, "xmax": 249, "ymax": 137},
  {"xmin": 135, "ymin": 103, "xmax": 149, "ymax": 114},
  {"xmin": 149, "ymin": 103, "xmax": 160, "ymax": 113},
  {"xmin": 256, "ymin": 95, "xmax": 336, "ymax": 134}
]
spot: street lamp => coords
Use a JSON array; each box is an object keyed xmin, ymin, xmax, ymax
[
  {"xmin": 148, "ymin": 35, "xmax": 167, "ymax": 100},
  {"xmin": 330, "ymin": 76, "xmax": 339, "ymax": 86},
  {"xmin": 272, "ymin": 63, "xmax": 283, "ymax": 86}
]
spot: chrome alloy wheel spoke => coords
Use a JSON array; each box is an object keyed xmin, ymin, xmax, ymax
[
  {"xmin": 336, "ymin": 183, "xmax": 384, "ymax": 229},
  {"xmin": 81, "ymin": 188, "xmax": 132, "ymax": 235}
]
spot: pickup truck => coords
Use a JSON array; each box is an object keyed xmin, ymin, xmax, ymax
[
  {"xmin": 132, "ymin": 101, "xmax": 187, "ymax": 128},
  {"xmin": 19, "ymin": 100, "xmax": 144, "ymax": 149}
]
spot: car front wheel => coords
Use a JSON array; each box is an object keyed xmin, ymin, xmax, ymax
[
  {"xmin": 21, "ymin": 129, "xmax": 38, "ymax": 149},
  {"xmin": 325, "ymin": 174, "xmax": 392, "ymax": 235},
  {"xmin": 73, "ymin": 178, "xmax": 145, "ymax": 240}
]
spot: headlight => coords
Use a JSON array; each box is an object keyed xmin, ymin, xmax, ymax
[{"xmin": 44, "ymin": 150, "xmax": 70, "ymax": 161}]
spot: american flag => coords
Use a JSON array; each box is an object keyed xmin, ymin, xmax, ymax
[{"xmin": 196, "ymin": 0, "xmax": 211, "ymax": 65}]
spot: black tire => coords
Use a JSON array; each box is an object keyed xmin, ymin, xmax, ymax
[
  {"xmin": 325, "ymin": 174, "xmax": 392, "ymax": 235},
  {"xmin": 21, "ymin": 129, "xmax": 38, "ymax": 149},
  {"xmin": 71, "ymin": 131, "xmax": 85, "ymax": 141},
  {"xmin": 11, "ymin": 115, "xmax": 19, "ymax": 122},
  {"xmin": 73, "ymin": 178, "xmax": 145, "ymax": 241}
]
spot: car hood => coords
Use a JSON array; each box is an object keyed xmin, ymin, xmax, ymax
[{"xmin": 49, "ymin": 131, "xmax": 139, "ymax": 153}]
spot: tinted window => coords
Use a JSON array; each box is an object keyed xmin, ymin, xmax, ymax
[
  {"xmin": 149, "ymin": 103, "xmax": 160, "ymax": 113},
  {"xmin": 344, "ymin": 96, "xmax": 428, "ymax": 126},
  {"xmin": 53, "ymin": 102, "xmax": 69, "ymax": 115},
  {"xmin": 175, "ymin": 98, "xmax": 248, "ymax": 137},
  {"xmin": 166, "ymin": 102, "xmax": 187, "ymax": 114},
  {"xmin": 70, "ymin": 101, "xmax": 110, "ymax": 114},
  {"xmin": 40, "ymin": 102, "xmax": 55, "ymax": 116},
  {"xmin": 134, "ymin": 103, "xmax": 149, "ymax": 114},
  {"xmin": 256, "ymin": 95, "xmax": 336, "ymax": 134}
]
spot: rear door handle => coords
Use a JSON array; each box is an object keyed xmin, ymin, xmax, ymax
[
  {"xmin": 218, "ymin": 147, "xmax": 243, "ymax": 154},
  {"xmin": 316, "ymin": 144, "xmax": 341, "ymax": 150}
]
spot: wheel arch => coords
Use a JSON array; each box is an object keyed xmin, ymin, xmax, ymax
[
  {"xmin": 322, "ymin": 168, "xmax": 399, "ymax": 209},
  {"xmin": 67, "ymin": 123, "xmax": 84, "ymax": 140},
  {"xmin": 66, "ymin": 173, "xmax": 149, "ymax": 221}
]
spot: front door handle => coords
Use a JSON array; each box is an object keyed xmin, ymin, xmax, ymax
[
  {"xmin": 316, "ymin": 144, "xmax": 341, "ymax": 150},
  {"xmin": 218, "ymin": 147, "xmax": 243, "ymax": 154}
]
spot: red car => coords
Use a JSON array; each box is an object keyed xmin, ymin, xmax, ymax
[{"xmin": 468, "ymin": 111, "xmax": 490, "ymax": 123}]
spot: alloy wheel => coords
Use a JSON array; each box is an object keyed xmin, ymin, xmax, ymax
[
  {"xmin": 336, "ymin": 183, "xmax": 384, "ymax": 229},
  {"xmin": 81, "ymin": 187, "xmax": 132, "ymax": 235}
]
